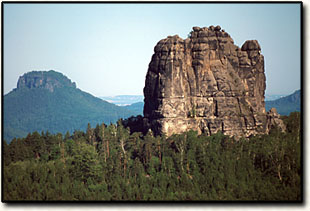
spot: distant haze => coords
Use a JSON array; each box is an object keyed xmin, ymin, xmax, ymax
[
  {"xmin": 3, "ymin": 3, "xmax": 301, "ymax": 96},
  {"xmin": 100, "ymin": 95, "xmax": 144, "ymax": 106}
]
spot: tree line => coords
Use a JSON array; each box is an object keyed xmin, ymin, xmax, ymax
[{"xmin": 3, "ymin": 112, "xmax": 301, "ymax": 201}]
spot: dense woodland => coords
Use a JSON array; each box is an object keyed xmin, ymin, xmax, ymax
[{"xmin": 3, "ymin": 112, "xmax": 301, "ymax": 201}]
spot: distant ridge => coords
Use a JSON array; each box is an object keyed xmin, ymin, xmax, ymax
[
  {"xmin": 124, "ymin": 102, "xmax": 144, "ymax": 115},
  {"xmin": 3, "ymin": 70, "xmax": 139, "ymax": 142},
  {"xmin": 265, "ymin": 90, "xmax": 300, "ymax": 115},
  {"xmin": 100, "ymin": 95, "xmax": 143, "ymax": 106}
]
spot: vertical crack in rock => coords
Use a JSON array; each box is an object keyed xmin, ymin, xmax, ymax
[{"xmin": 143, "ymin": 26, "xmax": 285, "ymax": 139}]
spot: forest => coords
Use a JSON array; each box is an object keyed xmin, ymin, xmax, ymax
[{"xmin": 3, "ymin": 112, "xmax": 301, "ymax": 201}]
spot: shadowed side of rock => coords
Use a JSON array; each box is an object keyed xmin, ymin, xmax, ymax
[{"xmin": 143, "ymin": 25, "xmax": 285, "ymax": 139}]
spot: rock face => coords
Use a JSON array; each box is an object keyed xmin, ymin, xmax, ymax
[
  {"xmin": 143, "ymin": 26, "xmax": 285, "ymax": 139},
  {"xmin": 17, "ymin": 70, "xmax": 76, "ymax": 92}
]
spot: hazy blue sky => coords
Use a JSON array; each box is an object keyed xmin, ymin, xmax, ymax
[{"xmin": 3, "ymin": 3, "xmax": 301, "ymax": 96}]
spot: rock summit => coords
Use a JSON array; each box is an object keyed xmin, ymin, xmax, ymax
[
  {"xmin": 17, "ymin": 70, "xmax": 76, "ymax": 92},
  {"xmin": 143, "ymin": 26, "xmax": 285, "ymax": 139}
]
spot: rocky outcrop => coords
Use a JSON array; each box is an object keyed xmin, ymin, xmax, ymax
[
  {"xmin": 143, "ymin": 25, "xmax": 285, "ymax": 139},
  {"xmin": 17, "ymin": 70, "xmax": 76, "ymax": 92},
  {"xmin": 266, "ymin": 108, "xmax": 286, "ymax": 132}
]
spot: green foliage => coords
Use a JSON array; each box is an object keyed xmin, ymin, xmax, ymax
[
  {"xmin": 3, "ymin": 112, "xmax": 301, "ymax": 201},
  {"xmin": 69, "ymin": 143, "xmax": 103, "ymax": 183}
]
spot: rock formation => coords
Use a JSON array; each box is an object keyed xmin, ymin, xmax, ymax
[
  {"xmin": 143, "ymin": 25, "xmax": 285, "ymax": 139},
  {"xmin": 17, "ymin": 70, "xmax": 76, "ymax": 92},
  {"xmin": 266, "ymin": 108, "xmax": 287, "ymax": 132}
]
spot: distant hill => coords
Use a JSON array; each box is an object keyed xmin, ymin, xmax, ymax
[
  {"xmin": 123, "ymin": 102, "xmax": 144, "ymax": 115},
  {"xmin": 265, "ymin": 94, "xmax": 286, "ymax": 101},
  {"xmin": 265, "ymin": 90, "xmax": 300, "ymax": 116},
  {"xmin": 3, "ymin": 70, "xmax": 139, "ymax": 142},
  {"xmin": 100, "ymin": 95, "xmax": 143, "ymax": 106}
]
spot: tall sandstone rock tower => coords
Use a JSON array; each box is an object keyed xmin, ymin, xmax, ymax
[{"xmin": 143, "ymin": 26, "xmax": 285, "ymax": 139}]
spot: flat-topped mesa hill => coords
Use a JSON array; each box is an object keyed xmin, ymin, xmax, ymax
[
  {"xmin": 143, "ymin": 25, "xmax": 285, "ymax": 139},
  {"xmin": 4, "ymin": 70, "xmax": 139, "ymax": 142},
  {"xmin": 16, "ymin": 70, "xmax": 76, "ymax": 92}
]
